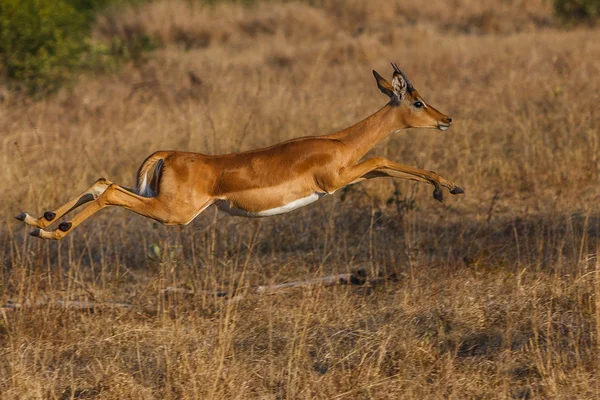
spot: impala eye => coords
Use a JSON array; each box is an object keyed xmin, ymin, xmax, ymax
[{"xmin": 413, "ymin": 101, "xmax": 424, "ymax": 108}]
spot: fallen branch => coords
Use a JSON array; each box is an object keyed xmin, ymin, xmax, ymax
[
  {"xmin": 162, "ymin": 268, "xmax": 380, "ymax": 299},
  {"xmin": 2, "ymin": 269, "xmax": 395, "ymax": 312},
  {"xmin": 255, "ymin": 270, "xmax": 367, "ymax": 294},
  {"xmin": 1, "ymin": 299, "xmax": 132, "ymax": 311}
]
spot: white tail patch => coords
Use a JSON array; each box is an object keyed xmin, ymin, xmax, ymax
[
  {"xmin": 137, "ymin": 159, "xmax": 163, "ymax": 197},
  {"xmin": 138, "ymin": 175, "xmax": 153, "ymax": 197}
]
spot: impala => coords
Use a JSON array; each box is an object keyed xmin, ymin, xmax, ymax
[{"xmin": 16, "ymin": 64, "xmax": 463, "ymax": 240}]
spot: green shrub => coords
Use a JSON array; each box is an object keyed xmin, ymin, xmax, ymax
[
  {"xmin": 0, "ymin": 0, "xmax": 115, "ymax": 97},
  {"xmin": 554, "ymin": 0, "xmax": 600, "ymax": 24}
]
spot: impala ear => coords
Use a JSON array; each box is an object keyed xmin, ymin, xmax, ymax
[
  {"xmin": 373, "ymin": 70, "xmax": 395, "ymax": 99},
  {"xmin": 390, "ymin": 63, "xmax": 415, "ymax": 99},
  {"xmin": 391, "ymin": 71, "xmax": 408, "ymax": 99}
]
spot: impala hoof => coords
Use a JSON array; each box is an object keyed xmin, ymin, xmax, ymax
[
  {"xmin": 450, "ymin": 187, "xmax": 465, "ymax": 195},
  {"xmin": 30, "ymin": 229, "xmax": 41, "ymax": 237},
  {"xmin": 433, "ymin": 186, "xmax": 443, "ymax": 202},
  {"xmin": 15, "ymin": 212, "xmax": 26, "ymax": 221},
  {"xmin": 43, "ymin": 211, "xmax": 56, "ymax": 221},
  {"xmin": 58, "ymin": 222, "xmax": 72, "ymax": 232}
]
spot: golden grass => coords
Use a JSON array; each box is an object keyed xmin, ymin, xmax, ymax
[{"xmin": 1, "ymin": 0, "xmax": 600, "ymax": 398}]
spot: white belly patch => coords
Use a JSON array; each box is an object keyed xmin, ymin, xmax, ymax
[{"xmin": 216, "ymin": 192, "xmax": 326, "ymax": 218}]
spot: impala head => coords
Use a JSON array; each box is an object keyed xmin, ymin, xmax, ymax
[{"xmin": 373, "ymin": 63, "xmax": 452, "ymax": 131}]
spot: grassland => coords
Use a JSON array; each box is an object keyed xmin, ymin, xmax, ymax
[{"xmin": 1, "ymin": 0, "xmax": 600, "ymax": 398}]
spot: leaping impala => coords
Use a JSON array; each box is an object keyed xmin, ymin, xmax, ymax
[{"xmin": 16, "ymin": 64, "xmax": 463, "ymax": 240}]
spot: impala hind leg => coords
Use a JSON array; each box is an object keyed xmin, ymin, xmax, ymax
[
  {"xmin": 15, "ymin": 178, "xmax": 113, "ymax": 229},
  {"xmin": 30, "ymin": 184, "xmax": 209, "ymax": 240}
]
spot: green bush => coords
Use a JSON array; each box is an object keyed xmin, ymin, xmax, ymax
[
  {"xmin": 554, "ymin": 0, "xmax": 600, "ymax": 24},
  {"xmin": 0, "ymin": 0, "xmax": 112, "ymax": 96}
]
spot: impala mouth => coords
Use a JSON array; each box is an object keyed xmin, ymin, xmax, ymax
[{"xmin": 438, "ymin": 123, "xmax": 451, "ymax": 131}]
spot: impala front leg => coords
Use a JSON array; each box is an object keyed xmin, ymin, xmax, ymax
[
  {"xmin": 367, "ymin": 160, "xmax": 464, "ymax": 202},
  {"xmin": 335, "ymin": 157, "xmax": 464, "ymax": 202}
]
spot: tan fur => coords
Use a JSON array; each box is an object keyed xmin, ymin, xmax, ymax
[{"xmin": 18, "ymin": 66, "xmax": 462, "ymax": 240}]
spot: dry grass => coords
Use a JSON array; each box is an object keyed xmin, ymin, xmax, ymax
[{"xmin": 1, "ymin": 0, "xmax": 600, "ymax": 398}]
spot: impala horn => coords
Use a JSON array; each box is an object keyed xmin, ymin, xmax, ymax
[{"xmin": 391, "ymin": 63, "xmax": 415, "ymax": 93}]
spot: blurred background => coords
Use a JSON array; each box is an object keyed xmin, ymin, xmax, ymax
[{"xmin": 0, "ymin": 0, "xmax": 599, "ymax": 398}]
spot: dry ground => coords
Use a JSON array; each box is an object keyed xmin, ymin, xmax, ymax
[{"xmin": 1, "ymin": 0, "xmax": 600, "ymax": 398}]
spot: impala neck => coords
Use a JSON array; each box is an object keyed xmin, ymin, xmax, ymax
[{"xmin": 330, "ymin": 103, "xmax": 406, "ymax": 165}]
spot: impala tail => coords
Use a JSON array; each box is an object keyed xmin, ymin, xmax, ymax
[{"xmin": 136, "ymin": 152, "xmax": 167, "ymax": 197}]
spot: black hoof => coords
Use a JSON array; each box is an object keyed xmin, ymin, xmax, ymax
[
  {"xmin": 43, "ymin": 211, "xmax": 56, "ymax": 221},
  {"xmin": 450, "ymin": 187, "xmax": 465, "ymax": 195},
  {"xmin": 433, "ymin": 186, "xmax": 443, "ymax": 202},
  {"xmin": 15, "ymin": 212, "xmax": 26, "ymax": 221},
  {"xmin": 58, "ymin": 222, "xmax": 72, "ymax": 232},
  {"xmin": 30, "ymin": 229, "xmax": 41, "ymax": 237}
]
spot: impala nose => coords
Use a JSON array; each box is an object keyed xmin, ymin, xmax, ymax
[{"xmin": 445, "ymin": 117, "xmax": 452, "ymax": 124}]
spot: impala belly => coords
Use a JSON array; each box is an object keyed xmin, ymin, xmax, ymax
[{"xmin": 216, "ymin": 192, "xmax": 327, "ymax": 217}]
